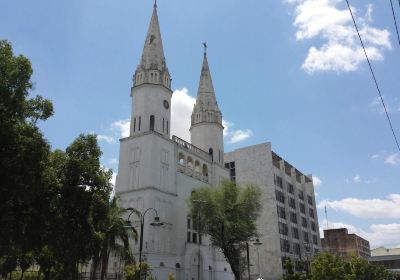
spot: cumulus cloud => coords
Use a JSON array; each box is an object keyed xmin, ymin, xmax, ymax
[
  {"xmin": 97, "ymin": 134, "xmax": 116, "ymax": 144},
  {"xmin": 371, "ymin": 154, "xmax": 379, "ymax": 159},
  {"xmin": 353, "ymin": 175, "xmax": 361, "ymax": 183},
  {"xmin": 319, "ymin": 219, "xmax": 400, "ymax": 248},
  {"xmin": 385, "ymin": 153, "xmax": 399, "ymax": 166},
  {"xmin": 285, "ymin": 0, "xmax": 391, "ymax": 73},
  {"xmin": 112, "ymin": 119, "xmax": 130, "ymax": 138},
  {"xmin": 229, "ymin": 129, "xmax": 253, "ymax": 144},
  {"xmin": 171, "ymin": 88, "xmax": 196, "ymax": 141},
  {"xmin": 313, "ymin": 176, "xmax": 322, "ymax": 187},
  {"xmin": 318, "ymin": 194, "xmax": 400, "ymax": 219}
]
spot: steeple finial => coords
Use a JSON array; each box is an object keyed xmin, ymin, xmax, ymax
[
  {"xmin": 203, "ymin": 42, "xmax": 207, "ymax": 55},
  {"xmin": 154, "ymin": 0, "xmax": 157, "ymax": 8}
]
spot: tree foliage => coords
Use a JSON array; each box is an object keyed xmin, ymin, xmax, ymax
[
  {"xmin": 0, "ymin": 40, "xmax": 134, "ymax": 279},
  {"xmin": 189, "ymin": 180, "xmax": 262, "ymax": 280}
]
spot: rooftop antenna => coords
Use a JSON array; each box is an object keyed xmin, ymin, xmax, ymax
[{"xmin": 325, "ymin": 206, "xmax": 329, "ymax": 230}]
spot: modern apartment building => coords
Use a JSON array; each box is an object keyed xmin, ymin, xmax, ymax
[{"xmin": 225, "ymin": 143, "xmax": 321, "ymax": 280}]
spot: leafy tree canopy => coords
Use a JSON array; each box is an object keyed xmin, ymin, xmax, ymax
[{"xmin": 189, "ymin": 180, "xmax": 262, "ymax": 280}]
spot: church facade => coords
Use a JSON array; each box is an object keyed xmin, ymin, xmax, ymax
[
  {"xmin": 116, "ymin": 3, "xmax": 232, "ymax": 280},
  {"xmin": 115, "ymin": 3, "xmax": 321, "ymax": 280}
]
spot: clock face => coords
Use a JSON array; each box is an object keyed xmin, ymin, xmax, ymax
[{"xmin": 163, "ymin": 100, "xmax": 170, "ymax": 109}]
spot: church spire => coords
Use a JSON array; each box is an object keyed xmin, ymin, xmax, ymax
[
  {"xmin": 133, "ymin": 3, "xmax": 171, "ymax": 89},
  {"xmin": 191, "ymin": 45, "xmax": 222, "ymax": 125}
]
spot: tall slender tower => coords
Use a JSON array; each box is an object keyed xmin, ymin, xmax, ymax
[
  {"xmin": 190, "ymin": 47, "xmax": 224, "ymax": 164},
  {"xmin": 130, "ymin": 2, "xmax": 172, "ymax": 138}
]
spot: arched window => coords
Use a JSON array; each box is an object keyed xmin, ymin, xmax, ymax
[
  {"xmin": 175, "ymin": 263, "xmax": 180, "ymax": 268},
  {"xmin": 194, "ymin": 160, "xmax": 200, "ymax": 172},
  {"xmin": 133, "ymin": 118, "xmax": 136, "ymax": 132},
  {"xmin": 150, "ymin": 115, "xmax": 155, "ymax": 131},
  {"xmin": 209, "ymin": 148, "xmax": 213, "ymax": 161},
  {"xmin": 202, "ymin": 164, "xmax": 208, "ymax": 177},
  {"xmin": 187, "ymin": 157, "xmax": 193, "ymax": 169},
  {"xmin": 178, "ymin": 153, "xmax": 185, "ymax": 165}
]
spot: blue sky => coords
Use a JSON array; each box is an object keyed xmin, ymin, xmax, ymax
[{"xmin": 1, "ymin": 0, "xmax": 399, "ymax": 248}]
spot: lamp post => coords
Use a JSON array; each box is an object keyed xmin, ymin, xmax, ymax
[
  {"xmin": 192, "ymin": 199, "xmax": 206, "ymax": 280},
  {"xmin": 125, "ymin": 207, "xmax": 164, "ymax": 280},
  {"xmin": 253, "ymin": 239, "xmax": 263, "ymax": 279}
]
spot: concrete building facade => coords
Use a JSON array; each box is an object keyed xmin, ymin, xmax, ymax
[
  {"xmin": 321, "ymin": 228, "xmax": 370, "ymax": 260},
  {"xmin": 368, "ymin": 247, "xmax": 400, "ymax": 278},
  {"xmin": 225, "ymin": 144, "xmax": 321, "ymax": 279}
]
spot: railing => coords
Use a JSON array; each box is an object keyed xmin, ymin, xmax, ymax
[
  {"xmin": 172, "ymin": 135, "xmax": 212, "ymax": 161},
  {"xmin": 177, "ymin": 164, "xmax": 209, "ymax": 183}
]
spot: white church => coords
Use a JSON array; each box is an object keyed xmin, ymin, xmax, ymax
[{"xmin": 116, "ymin": 3, "xmax": 321, "ymax": 280}]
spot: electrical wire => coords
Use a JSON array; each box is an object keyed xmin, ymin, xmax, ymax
[
  {"xmin": 345, "ymin": 0, "xmax": 400, "ymax": 153},
  {"xmin": 389, "ymin": 0, "xmax": 400, "ymax": 45}
]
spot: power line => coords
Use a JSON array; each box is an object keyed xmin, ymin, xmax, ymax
[
  {"xmin": 345, "ymin": 0, "xmax": 400, "ymax": 153},
  {"xmin": 389, "ymin": 0, "xmax": 400, "ymax": 45}
]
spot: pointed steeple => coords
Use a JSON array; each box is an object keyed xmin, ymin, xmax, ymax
[
  {"xmin": 191, "ymin": 46, "xmax": 222, "ymax": 127},
  {"xmin": 133, "ymin": 3, "xmax": 171, "ymax": 89}
]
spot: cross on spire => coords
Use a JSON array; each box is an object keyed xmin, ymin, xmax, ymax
[{"xmin": 203, "ymin": 42, "xmax": 207, "ymax": 55}]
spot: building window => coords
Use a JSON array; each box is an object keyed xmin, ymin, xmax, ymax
[
  {"xmin": 150, "ymin": 115, "xmax": 155, "ymax": 131},
  {"xmin": 274, "ymin": 174, "xmax": 283, "ymax": 188},
  {"xmin": 167, "ymin": 120, "xmax": 169, "ymax": 134},
  {"xmin": 294, "ymin": 243, "xmax": 301, "ymax": 255},
  {"xmin": 139, "ymin": 116, "xmax": 141, "ymax": 131},
  {"xmin": 309, "ymin": 208, "xmax": 315, "ymax": 218},
  {"xmin": 133, "ymin": 118, "xmax": 136, "ymax": 132},
  {"xmin": 192, "ymin": 233, "xmax": 197, "ymax": 243},
  {"xmin": 303, "ymin": 231, "xmax": 309, "ymax": 243},
  {"xmin": 187, "ymin": 218, "xmax": 191, "ymax": 229},
  {"xmin": 301, "ymin": 217, "xmax": 308, "ymax": 228},
  {"xmin": 292, "ymin": 227, "xmax": 299, "ymax": 239},
  {"xmin": 277, "ymin": 205, "xmax": 286, "ymax": 219},
  {"xmin": 225, "ymin": 161, "xmax": 236, "ymax": 182},
  {"xmin": 288, "ymin": 183, "xmax": 294, "ymax": 194},
  {"xmin": 311, "ymin": 221, "xmax": 316, "ymax": 232},
  {"xmin": 298, "ymin": 190, "xmax": 304, "ymax": 200},
  {"xmin": 275, "ymin": 189, "xmax": 285, "ymax": 204},
  {"xmin": 290, "ymin": 212, "xmax": 297, "ymax": 224},
  {"xmin": 313, "ymin": 235, "xmax": 318, "ymax": 245},
  {"xmin": 187, "ymin": 232, "xmax": 191, "ymax": 242},
  {"xmin": 300, "ymin": 203, "xmax": 306, "ymax": 214},
  {"xmin": 163, "ymin": 118, "xmax": 165, "ymax": 133},
  {"xmin": 280, "ymin": 239, "xmax": 290, "ymax": 253},
  {"xmin": 279, "ymin": 222, "xmax": 288, "ymax": 236},
  {"xmin": 307, "ymin": 195, "xmax": 313, "ymax": 205},
  {"xmin": 209, "ymin": 148, "xmax": 213, "ymax": 161},
  {"xmin": 202, "ymin": 164, "xmax": 208, "ymax": 177},
  {"xmin": 289, "ymin": 197, "xmax": 296, "ymax": 209}
]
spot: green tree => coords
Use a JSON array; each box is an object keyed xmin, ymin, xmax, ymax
[
  {"xmin": 281, "ymin": 258, "xmax": 308, "ymax": 280},
  {"xmin": 346, "ymin": 257, "xmax": 395, "ymax": 280},
  {"xmin": 310, "ymin": 252, "xmax": 349, "ymax": 280},
  {"xmin": 97, "ymin": 197, "xmax": 138, "ymax": 280},
  {"xmin": 0, "ymin": 39, "xmax": 54, "ymax": 269},
  {"xmin": 189, "ymin": 180, "xmax": 262, "ymax": 280}
]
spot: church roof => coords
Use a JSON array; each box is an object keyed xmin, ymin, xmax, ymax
[{"xmin": 195, "ymin": 50, "xmax": 219, "ymax": 110}]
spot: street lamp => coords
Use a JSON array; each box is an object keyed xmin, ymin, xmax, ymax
[
  {"xmin": 192, "ymin": 199, "xmax": 206, "ymax": 280},
  {"xmin": 253, "ymin": 239, "xmax": 263, "ymax": 279},
  {"xmin": 125, "ymin": 207, "xmax": 164, "ymax": 280}
]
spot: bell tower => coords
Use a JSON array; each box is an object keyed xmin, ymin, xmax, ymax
[
  {"xmin": 190, "ymin": 46, "xmax": 224, "ymax": 164},
  {"xmin": 130, "ymin": 2, "xmax": 172, "ymax": 138}
]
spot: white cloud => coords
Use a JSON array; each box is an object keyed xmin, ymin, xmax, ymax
[
  {"xmin": 371, "ymin": 154, "xmax": 379, "ymax": 159},
  {"xmin": 286, "ymin": 0, "xmax": 391, "ymax": 73},
  {"xmin": 97, "ymin": 134, "xmax": 116, "ymax": 144},
  {"xmin": 353, "ymin": 175, "xmax": 361, "ymax": 183},
  {"xmin": 319, "ymin": 219, "xmax": 400, "ymax": 248},
  {"xmin": 229, "ymin": 129, "xmax": 253, "ymax": 144},
  {"xmin": 385, "ymin": 153, "xmax": 399, "ymax": 166},
  {"xmin": 318, "ymin": 194, "xmax": 400, "ymax": 219},
  {"xmin": 313, "ymin": 176, "xmax": 322, "ymax": 187},
  {"xmin": 112, "ymin": 119, "xmax": 130, "ymax": 138},
  {"xmin": 171, "ymin": 88, "xmax": 196, "ymax": 141}
]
